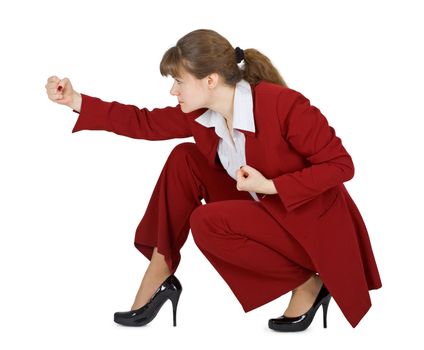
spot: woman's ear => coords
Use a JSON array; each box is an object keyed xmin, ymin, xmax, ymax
[{"xmin": 206, "ymin": 72, "xmax": 220, "ymax": 90}]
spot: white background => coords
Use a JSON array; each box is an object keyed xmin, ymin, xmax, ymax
[{"xmin": 1, "ymin": 0, "xmax": 423, "ymax": 348}]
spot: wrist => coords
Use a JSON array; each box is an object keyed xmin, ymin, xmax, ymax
[
  {"xmin": 263, "ymin": 179, "xmax": 278, "ymax": 195},
  {"xmin": 69, "ymin": 91, "xmax": 82, "ymax": 112}
]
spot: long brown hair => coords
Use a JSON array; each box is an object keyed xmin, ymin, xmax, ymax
[{"xmin": 159, "ymin": 29, "xmax": 287, "ymax": 87}]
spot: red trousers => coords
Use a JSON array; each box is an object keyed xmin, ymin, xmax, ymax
[{"xmin": 134, "ymin": 142, "xmax": 317, "ymax": 312}]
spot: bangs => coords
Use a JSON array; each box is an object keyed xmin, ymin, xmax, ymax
[{"xmin": 159, "ymin": 46, "xmax": 185, "ymax": 79}]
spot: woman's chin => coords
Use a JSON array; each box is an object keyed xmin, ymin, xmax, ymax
[{"xmin": 180, "ymin": 103, "xmax": 191, "ymax": 113}]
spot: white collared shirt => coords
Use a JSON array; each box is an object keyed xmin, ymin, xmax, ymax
[{"xmin": 194, "ymin": 79, "xmax": 260, "ymax": 201}]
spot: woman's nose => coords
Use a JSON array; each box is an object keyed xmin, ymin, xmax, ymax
[{"xmin": 170, "ymin": 82, "xmax": 179, "ymax": 96}]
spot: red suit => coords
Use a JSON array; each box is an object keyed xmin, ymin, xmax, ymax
[{"xmin": 71, "ymin": 81, "xmax": 382, "ymax": 328}]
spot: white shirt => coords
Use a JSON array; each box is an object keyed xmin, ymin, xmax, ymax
[{"xmin": 194, "ymin": 79, "xmax": 260, "ymax": 201}]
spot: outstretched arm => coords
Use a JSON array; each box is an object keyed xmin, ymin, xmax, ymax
[{"xmin": 45, "ymin": 75, "xmax": 200, "ymax": 140}]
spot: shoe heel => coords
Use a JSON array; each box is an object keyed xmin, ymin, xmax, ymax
[
  {"xmin": 170, "ymin": 291, "xmax": 181, "ymax": 327},
  {"xmin": 322, "ymin": 298, "xmax": 330, "ymax": 328}
]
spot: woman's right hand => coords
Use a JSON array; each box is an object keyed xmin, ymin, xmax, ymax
[{"xmin": 45, "ymin": 76, "xmax": 82, "ymax": 111}]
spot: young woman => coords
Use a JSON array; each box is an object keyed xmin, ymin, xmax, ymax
[{"xmin": 45, "ymin": 29, "xmax": 381, "ymax": 332}]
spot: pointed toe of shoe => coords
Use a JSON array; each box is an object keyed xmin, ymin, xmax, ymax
[
  {"xmin": 268, "ymin": 315, "xmax": 308, "ymax": 332},
  {"xmin": 114, "ymin": 310, "xmax": 148, "ymax": 327}
]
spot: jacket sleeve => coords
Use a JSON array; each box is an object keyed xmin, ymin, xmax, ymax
[
  {"xmin": 71, "ymin": 94, "xmax": 199, "ymax": 140},
  {"xmin": 272, "ymin": 90, "xmax": 355, "ymax": 212}
]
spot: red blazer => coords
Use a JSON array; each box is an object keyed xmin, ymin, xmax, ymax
[{"xmin": 72, "ymin": 81, "xmax": 382, "ymax": 327}]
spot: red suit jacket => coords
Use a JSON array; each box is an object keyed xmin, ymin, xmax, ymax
[{"xmin": 71, "ymin": 81, "xmax": 382, "ymax": 327}]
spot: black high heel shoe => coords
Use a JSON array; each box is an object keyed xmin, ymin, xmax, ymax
[
  {"xmin": 268, "ymin": 284, "xmax": 331, "ymax": 332},
  {"xmin": 114, "ymin": 274, "xmax": 182, "ymax": 327}
]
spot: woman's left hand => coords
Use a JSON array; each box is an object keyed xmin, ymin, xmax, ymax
[{"xmin": 235, "ymin": 165, "xmax": 277, "ymax": 195}]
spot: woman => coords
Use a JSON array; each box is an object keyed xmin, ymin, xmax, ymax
[{"xmin": 45, "ymin": 29, "xmax": 381, "ymax": 331}]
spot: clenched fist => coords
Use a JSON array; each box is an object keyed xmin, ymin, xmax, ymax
[
  {"xmin": 235, "ymin": 165, "xmax": 277, "ymax": 195},
  {"xmin": 45, "ymin": 76, "xmax": 82, "ymax": 112}
]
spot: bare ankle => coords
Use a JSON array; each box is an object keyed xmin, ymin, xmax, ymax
[
  {"xmin": 293, "ymin": 274, "xmax": 322, "ymax": 296},
  {"xmin": 150, "ymin": 247, "xmax": 171, "ymax": 276}
]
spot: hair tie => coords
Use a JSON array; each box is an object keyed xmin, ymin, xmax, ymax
[{"xmin": 235, "ymin": 47, "xmax": 245, "ymax": 63}]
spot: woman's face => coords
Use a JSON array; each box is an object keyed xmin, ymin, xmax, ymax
[{"xmin": 170, "ymin": 70, "xmax": 210, "ymax": 113}]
